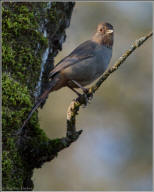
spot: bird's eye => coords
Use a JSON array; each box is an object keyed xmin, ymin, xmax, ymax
[{"xmin": 100, "ymin": 28, "xmax": 103, "ymax": 32}]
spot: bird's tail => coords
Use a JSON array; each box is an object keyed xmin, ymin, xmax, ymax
[{"xmin": 18, "ymin": 79, "xmax": 57, "ymax": 135}]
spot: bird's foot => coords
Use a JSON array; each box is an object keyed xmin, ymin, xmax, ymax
[
  {"xmin": 82, "ymin": 94, "xmax": 89, "ymax": 107},
  {"xmin": 76, "ymin": 90, "xmax": 93, "ymax": 107},
  {"xmin": 87, "ymin": 91, "xmax": 93, "ymax": 101},
  {"xmin": 83, "ymin": 91, "xmax": 93, "ymax": 106}
]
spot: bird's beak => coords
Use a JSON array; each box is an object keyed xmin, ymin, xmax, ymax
[{"xmin": 107, "ymin": 29, "xmax": 113, "ymax": 34}]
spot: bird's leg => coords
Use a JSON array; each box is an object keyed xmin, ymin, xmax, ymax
[
  {"xmin": 67, "ymin": 80, "xmax": 92, "ymax": 106},
  {"xmin": 71, "ymin": 80, "xmax": 93, "ymax": 106},
  {"xmin": 72, "ymin": 80, "xmax": 93, "ymax": 103},
  {"xmin": 71, "ymin": 80, "xmax": 89, "ymax": 94},
  {"xmin": 67, "ymin": 84, "xmax": 81, "ymax": 96},
  {"xmin": 67, "ymin": 84, "xmax": 88, "ymax": 105}
]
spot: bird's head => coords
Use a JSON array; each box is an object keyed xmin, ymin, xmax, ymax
[{"xmin": 92, "ymin": 22, "xmax": 114, "ymax": 48}]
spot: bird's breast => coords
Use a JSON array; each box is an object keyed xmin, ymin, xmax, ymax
[{"xmin": 94, "ymin": 45, "xmax": 112, "ymax": 75}]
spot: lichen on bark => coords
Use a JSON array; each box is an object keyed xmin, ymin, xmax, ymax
[{"xmin": 2, "ymin": 2, "xmax": 75, "ymax": 190}]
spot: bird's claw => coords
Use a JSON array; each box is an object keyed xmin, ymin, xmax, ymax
[
  {"xmin": 82, "ymin": 92, "xmax": 93, "ymax": 107},
  {"xmin": 75, "ymin": 90, "xmax": 93, "ymax": 107},
  {"xmin": 88, "ymin": 92, "xmax": 93, "ymax": 101}
]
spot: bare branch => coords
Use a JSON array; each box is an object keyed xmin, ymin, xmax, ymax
[{"xmin": 66, "ymin": 31, "xmax": 153, "ymax": 138}]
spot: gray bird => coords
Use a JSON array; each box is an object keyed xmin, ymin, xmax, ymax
[{"xmin": 19, "ymin": 22, "xmax": 114, "ymax": 132}]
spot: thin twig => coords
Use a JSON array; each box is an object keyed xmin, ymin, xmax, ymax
[{"xmin": 66, "ymin": 31, "xmax": 153, "ymax": 137}]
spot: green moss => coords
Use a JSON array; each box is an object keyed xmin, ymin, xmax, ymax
[
  {"xmin": 2, "ymin": 2, "xmax": 49, "ymax": 190},
  {"xmin": 2, "ymin": 73, "xmax": 37, "ymax": 190},
  {"xmin": 2, "ymin": 2, "xmax": 48, "ymax": 91},
  {"xmin": 2, "ymin": 77, "xmax": 50, "ymax": 189},
  {"xmin": 2, "ymin": 139, "xmax": 24, "ymax": 191},
  {"xmin": 2, "ymin": 74, "xmax": 31, "ymax": 107},
  {"xmin": 2, "ymin": 2, "xmax": 75, "ymax": 190}
]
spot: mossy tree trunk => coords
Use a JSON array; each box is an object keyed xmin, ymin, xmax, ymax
[{"xmin": 2, "ymin": 2, "xmax": 75, "ymax": 190}]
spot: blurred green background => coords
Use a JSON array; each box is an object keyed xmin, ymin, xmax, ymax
[{"xmin": 33, "ymin": 2, "xmax": 152, "ymax": 191}]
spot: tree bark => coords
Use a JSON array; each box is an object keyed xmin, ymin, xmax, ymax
[{"xmin": 2, "ymin": 2, "xmax": 76, "ymax": 191}]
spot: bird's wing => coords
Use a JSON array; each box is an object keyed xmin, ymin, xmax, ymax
[{"xmin": 49, "ymin": 40, "xmax": 97, "ymax": 78}]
